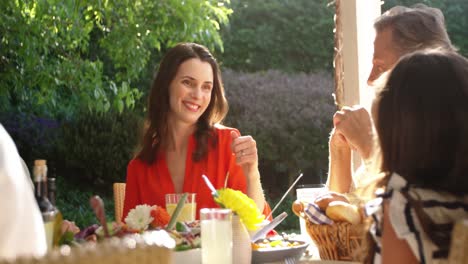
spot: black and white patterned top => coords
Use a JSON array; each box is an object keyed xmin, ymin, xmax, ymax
[{"xmin": 365, "ymin": 172, "xmax": 468, "ymax": 264}]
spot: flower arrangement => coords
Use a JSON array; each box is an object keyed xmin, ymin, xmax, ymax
[
  {"xmin": 119, "ymin": 203, "xmax": 201, "ymax": 251},
  {"xmin": 54, "ymin": 204, "xmax": 170, "ymax": 247},
  {"xmin": 124, "ymin": 204, "xmax": 170, "ymax": 232},
  {"xmin": 124, "ymin": 205, "xmax": 154, "ymax": 231},
  {"xmin": 214, "ymin": 188, "xmax": 264, "ymax": 230}
]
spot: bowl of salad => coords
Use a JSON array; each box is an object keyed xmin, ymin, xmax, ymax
[{"xmin": 169, "ymin": 221, "xmax": 202, "ymax": 264}]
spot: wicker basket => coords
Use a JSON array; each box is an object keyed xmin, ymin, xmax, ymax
[
  {"xmin": 306, "ymin": 221, "xmax": 366, "ymax": 261},
  {"xmin": 293, "ymin": 201, "xmax": 366, "ymax": 261}
]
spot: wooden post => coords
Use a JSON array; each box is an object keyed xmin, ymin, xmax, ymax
[
  {"xmin": 332, "ymin": 0, "xmax": 381, "ymax": 169},
  {"xmin": 333, "ymin": 0, "xmax": 344, "ymax": 110}
]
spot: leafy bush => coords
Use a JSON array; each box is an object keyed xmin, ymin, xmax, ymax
[
  {"xmin": 56, "ymin": 176, "xmax": 115, "ymax": 228},
  {"xmin": 56, "ymin": 111, "xmax": 143, "ymax": 193},
  {"xmin": 222, "ymin": 69, "xmax": 335, "ymax": 196},
  {"xmin": 218, "ymin": 0, "xmax": 334, "ymax": 73},
  {"xmin": 0, "ymin": 111, "xmax": 60, "ymax": 167},
  {"xmin": 0, "ymin": 110, "xmax": 118, "ymax": 227}
]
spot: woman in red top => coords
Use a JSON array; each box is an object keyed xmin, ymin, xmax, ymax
[{"xmin": 122, "ymin": 43, "xmax": 270, "ymax": 220}]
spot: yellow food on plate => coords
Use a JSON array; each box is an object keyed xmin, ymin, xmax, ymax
[{"xmin": 252, "ymin": 238, "xmax": 302, "ymax": 250}]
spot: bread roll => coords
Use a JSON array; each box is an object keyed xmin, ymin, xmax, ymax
[
  {"xmin": 325, "ymin": 201, "xmax": 361, "ymax": 225},
  {"xmin": 292, "ymin": 200, "xmax": 305, "ymax": 217},
  {"xmin": 314, "ymin": 192, "xmax": 350, "ymax": 211}
]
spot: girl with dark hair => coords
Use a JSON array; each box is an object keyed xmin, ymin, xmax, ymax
[
  {"xmin": 122, "ymin": 43, "xmax": 270, "ymax": 220},
  {"xmin": 365, "ymin": 50, "xmax": 468, "ymax": 263}
]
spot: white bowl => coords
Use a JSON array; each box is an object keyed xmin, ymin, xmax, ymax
[{"xmin": 252, "ymin": 239, "xmax": 309, "ymax": 264}]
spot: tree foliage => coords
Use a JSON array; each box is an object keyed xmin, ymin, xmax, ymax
[
  {"xmin": 219, "ymin": 0, "xmax": 468, "ymax": 73},
  {"xmin": 0, "ymin": 0, "xmax": 232, "ymax": 118},
  {"xmin": 218, "ymin": 0, "xmax": 334, "ymax": 73}
]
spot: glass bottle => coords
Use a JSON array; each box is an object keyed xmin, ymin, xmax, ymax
[
  {"xmin": 47, "ymin": 178, "xmax": 56, "ymax": 206},
  {"xmin": 33, "ymin": 159, "xmax": 56, "ymax": 250},
  {"xmin": 47, "ymin": 161, "xmax": 57, "ymax": 206}
]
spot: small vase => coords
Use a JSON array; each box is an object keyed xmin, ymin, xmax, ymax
[{"xmin": 232, "ymin": 214, "xmax": 252, "ymax": 264}]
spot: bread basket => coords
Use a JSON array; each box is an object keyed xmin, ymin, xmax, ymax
[{"xmin": 292, "ymin": 201, "xmax": 366, "ymax": 261}]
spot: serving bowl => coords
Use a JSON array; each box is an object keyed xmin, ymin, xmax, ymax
[{"xmin": 251, "ymin": 239, "xmax": 309, "ymax": 263}]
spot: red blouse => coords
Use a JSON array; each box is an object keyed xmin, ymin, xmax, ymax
[{"xmin": 122, "ymin": 126, "xmax": 271, "ymax": 220}]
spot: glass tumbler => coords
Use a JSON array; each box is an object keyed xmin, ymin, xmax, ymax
[
  {"xmin": 165, "ymin": 193, "xmax": 197, "ymax": 222},
  {"xmin": 200, "ymin": 208, "xmax": 232, "ymax": 264}
]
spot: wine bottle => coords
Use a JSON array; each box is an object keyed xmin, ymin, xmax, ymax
[
  {"xmin": 47, "ymin": 161, "xmax": 57, "ymax": 206},
  {"xmin": 33, "ymin": 159, "xmax": 56, "ymax": 249},
  {"xmin": 47, "ymin": 178, "xmax": 56, "ymax": 206},
  {"xmin": 33, "ymin": 160, "xmax": 54, "ymax": 212}
]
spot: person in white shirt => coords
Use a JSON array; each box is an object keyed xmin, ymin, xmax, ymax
[
  {"xmin": 327, "ymin": 4, "xmax": 456, "ymax": 193},
  {"xmin": 0, "ymin": 124, "xmax": 47, "ymax": 260}
]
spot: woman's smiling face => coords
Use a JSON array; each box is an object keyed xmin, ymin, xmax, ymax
[{"xmin": 168, "ymin": 58, "xmax": 214, "ymax": 126}]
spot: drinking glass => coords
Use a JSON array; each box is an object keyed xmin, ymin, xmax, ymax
[
  {"xmin": 296, "ymin": 184, "xmax": 327, "ymax": 241},
  {"xmin": 165, "ymin": 193, "xmax": 196, "ymax": 222},
  {"xmin": 200, "ymin": 208, "xmax": 232, "ymax": 264}
]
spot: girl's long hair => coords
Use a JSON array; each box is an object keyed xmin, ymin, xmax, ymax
[{"xmin": 364, "ymin": 49, "xmax": 468, "ymax": 262}]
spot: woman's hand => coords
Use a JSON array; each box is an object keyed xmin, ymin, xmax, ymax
[
  {"xmin": 231, "ymin": 130, "xmax": 265, "ymax": 212},
  {"xmin": 231, "ymin": 130, "xmax": 258, "ymax": 173}
]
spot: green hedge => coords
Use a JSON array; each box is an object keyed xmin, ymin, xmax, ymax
[
  {"xmin": 56, "ymin": 177, "xmax": 115, "ymax": 228},
  {"xmin": 222, "ymin": 69, "xmax": 335, "ymax": 196},
  {"xmin": 218, "ymin": 0, "xmax": 334, "ymax": 73},
  {"xmin": 56, "ymin": 111, "xmax": 142, "ymax": 192},
  {"xmin": 1, "ymin": 110, "xmax": 141, "ymax": 228}
]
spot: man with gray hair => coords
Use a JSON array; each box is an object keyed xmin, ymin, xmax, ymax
[{"xmin": 327, "ymin": 4, "xmax": 456, "ymax": 193}]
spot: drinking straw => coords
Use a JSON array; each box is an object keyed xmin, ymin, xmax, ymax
[
  {"xmin": 202, "ymin": 174, "xmax": 219, "ymax": 197},
  {"xmin": 166, "ymin": 193, "xmax": 188, "ymax": 230},
  {"xmin": 266, "ymin": 173, "xmax": 304, "ymax": 220},
  {"xmin": 224, "ymin": 171, "xmax": 230, "ymax": 188}
]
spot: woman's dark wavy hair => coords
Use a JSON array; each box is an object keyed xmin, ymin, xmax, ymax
[
  {"xmin": 136, "ymin": 43, "xmax": 228, "ymax": 164},
  {"xmin": 363, "ymin": 50, "xmax": 468, "ymax": 262},
  {"xmin": 375, "ymin": 49, "xmax": 468, "ymax": 193}
]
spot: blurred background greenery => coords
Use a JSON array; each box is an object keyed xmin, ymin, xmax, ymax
[{"xmin": 1, "ymin": 0, "xmax": 467, "ymax": 231}]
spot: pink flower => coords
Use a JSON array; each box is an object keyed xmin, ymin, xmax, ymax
[{"xmin": 61, "ymin": 220, "xmax": 80, "ymax": 235}]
